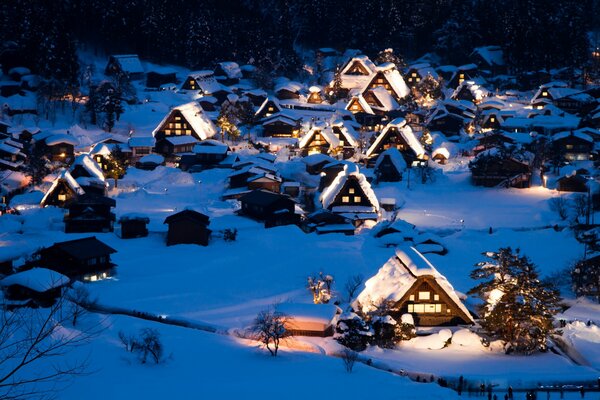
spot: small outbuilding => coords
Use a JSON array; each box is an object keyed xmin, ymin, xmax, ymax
[{"xmin": 164, "ymin": 209, "xmax": 211, "ymax": 246}]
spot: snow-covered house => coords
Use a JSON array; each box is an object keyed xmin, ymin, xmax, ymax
[
  {"xmin": 366, "ymin": 118, "xmax": 426, "ymax": 164},
  {"xmin": 405, "ymin": 63, "xmax": 439, "ymax": 88},
  {"xmin": 307, "ymin": 86, "xmax": 325, "ymax": 104},
  {"xmin": 346, "ymin": 93, "xmax": 374, "ymax": 115},
  {"xmin": 338, "ymin": 55, "xmax": 378, "ymax": 93},
  {"xmin": 364, "ymin": 63, "xmax": 410, "ymax": 102},
  {"xmin": 374, "ymin": 147, "xmax": 407, "ymax": 182},
  {"xmin": 69, "ymin": 154, "xmax": 107, "ymax": 196},
  {"xmin": 551, "ymin": 130, "xmax": 594, "ymax": 161},
  {"xmin": 470, "ymin": 46, "xmax": 506, "ymax": 76},
  {"xmin": 355, "ymin": 246, "xmax": 474, "ymax": 326},
  {"xmin": 38, "ymin": 133, "xmax": 78, "ymax": 163},
  {"xmin": 451, "ymin": 80, "xmax": 489, "ymax": 104},
  {"xmin": 181, "ymin": 70, "xmax": 223, "ymax": 94},
  {"xmin": 330, "ymin": 118, "xmax": 360, "ymax": 159},
  {"xmin": 278, "ymin": 303, "xmax": 338, "ymax": 337},
  {"xmin": 531, "ymin": 82, "xmax": 595, "ymax": 114},
  {"xmin": 446, "ymin": 64, "xmax": 478, "ymax": 89},
  {"xmin": 214, "ymin": 61, "xmax": 242, "ymax": 85},
  {"xmin": 261, "ymin": 114, "xmax": 301, "ymax": 138},
  {"xmin": 238, "ymin": 189, "xmax": 298, "ymax": 227},
  {"xmin": 255, "ymin": 97, "xmax": 282, "ymax": 120},
  {"xmin": 0, "ymin": 138, "xmax": 26, "ymax": 171},
  {"xmin": 40, "ymin": 169, "xmax": 84, "ymax": 208},
  {"xmin": 425, "ymin": 105, "xmax": 472, "ymax": 137},
  {"xmin": 0, "ymin": 268, "xmax": 70, "ymax": 307},
  {"xmin": 152, "ymin": 101, "xmax": 218, "ymax": 149},
  {"xmin": 320, "ymin": 163, "xmax": 379, "ymax": 222},
  {"xmin": 431, "ymin": 147, "xmax": 450, "ymax": 165},
  {"xmin": 469, "ymin": 147, "xmax": 533, "ymax": 188},
  {"xmin": 38, "ymin": 236, "xmax": 117, "ymax": 281},
  {"xmin": 64, "ymin": 193, "xmax": 116, "ymax": 234},
  {"xmin": 105, "ymin": 54, "xmax": 144, "ymax": 80},
  {"xmin": 298, "ymin": 123, "xmax": 341, "ymax": 157},
  {"xmin": 128, "ymin": 136, "xmax": 156, "ymax": 161}
]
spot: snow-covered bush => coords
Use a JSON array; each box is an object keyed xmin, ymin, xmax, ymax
[
  {"xmin": 394, "ymin": 313, "xmax": 417, "ymax": 342},
  {"xmin": 335, "ymin": 312, "xmax": 373, "ymax": 352},
  {"xmin": 372, "ymin": 315, "xmax": 397, "ymax": 348}
]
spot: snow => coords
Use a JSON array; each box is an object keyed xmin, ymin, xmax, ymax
[
  {"xmin": 1, "ymin": 268, "xmax": 70, "ymax": 292},
  {"xmin": 375, "ymin": 147, "xmax": 408, "ymax": 172},
  {"xmin": 152, "ymin": 101, "xmax": 217, "ymax": 140},
  {"xmin": 366, "ymin": 118, "xmax": 425, "ymax": 159},
  {"xmin": 110, "ymin": 54, "xmax": 144, "ymax": 74},
  {"xmin": 44, "ymin": 133, "xmax": 79, "ymax": 146},
  {"xmin": 139, "ymin": 154, "xmax": 164, "ymax": 164},
  {"xmin": 71, "ymin": 154, "xmax": 105, "ymax": 182}
]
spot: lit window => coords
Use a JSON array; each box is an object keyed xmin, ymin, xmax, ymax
[
  {"xmin": 165, "ymin": 129, "xmax": 171, "ymax": 135},
  {"xmin": 58, "ymin": 194, "xmax": 66, "ymax": 201},
  {"xmin": 434, "ymin": 294, "xmax": 440, "ymax": 301},
  {"xmin": 542, "ymin": 91, "xmax": 548, "ymax": 97},
  {"xmin": 416, "ymin": 78, "xmax": 420, "ymax": 82},
  {"xmin": 490, "ymin": 117, "xmax": 495, "ymax": 122},
  {"xmin": 185, "ymin": 130, "xmax": 192, "ymax": 135},
  {"xmin": 409, "ymin": 294, "xmax": 415, "ymax": 301},
  {"xmin": 342, "ymin": 196, "xmax": 350, "ymax": 203},
  {"xmin": 408, "ymin": 304, "xmax": 414, "ymax": 312},
  {"xmin": 90, "ymin": 275, "xmax": 97, "ymax": 282},
  {"xmin": 413, "ymin": 304, "xmax": 425, "ymax": 313},
  {"xmin": 418, "ymin": 291, "xmax": 430, "ymax": 300},
  {"xmin": 425, "ymin": 304, "xmax": 437, "ymax": 313},
  {"xmin": 354, "ymin": 196, "xmax": 361, "ymax": 202},
  {"xmin": 340, "ymin": 140, "xmax": 345, "ymax": 146},
  {"xmin": 175, "ymin": 123, "xmax": 182, "ymax": 129},
  {"xmin": 436, "ymin": 304, "xmax": 442, "ymax": 313},
  {"xmin": 412, "ymin": 72, "xmax": 417, "ymax": 77},
  {"xmin": 408, "ymin": 78, "xmax": 412, "ymax": 82},
  {"xmin": 459, "ymin": 74, "xmax": 465, "ymax": 79},
  {"xmin": 268, "ymin": 107, "xmax": 274, "ymax": 112},
  {"xmin": 175, "ymin": 116, "xmax": 181, "ymax": 121},
  {"xmin": 175, "ymin": 130, "xmax": 181, "ymax": 135},
  {"xmin": 349, "ymin": 188, "xmax": 355, "ymax": 194}
]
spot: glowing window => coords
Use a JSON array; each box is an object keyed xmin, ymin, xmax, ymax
[
  {"xmin": 175, "ymin": 116, "xmax": 181, "ymax": 121},
  {"xmin": 412, "ymin": 72, "xmax": 417, "ymax": 77},
  {"xmin": 408, "ymin": 304, "xmax": 414, "ymax": 312},
  {"xmin": 418, "ymin": 291, "xmax": 430, "ymax": 300},
  {"xmin": 58, "ymin": 194, "xmax": 66, "ymax": 201},
  {"xmin": 342, "ymin": 196, "xmax": 350, "ymax": 203},
  {"xmin": 354, "ymin": 196, "xmax": 361, "ymax": 202},
  {"xmin": 409, "ymin": 294, "xmax": 415, "ymax": 301},
  {"xmin": 434, "ymin": 294, "xmax": 440, "ymax": 301},
  {"xmin": 413, "ymin": 304, "xmax": 425, "ymax": 313},
  {"xmin": 349, "ymin": 188, "xmax": 355, "ymax": 194}
]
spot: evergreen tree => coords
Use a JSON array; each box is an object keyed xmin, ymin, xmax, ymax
[
  {"xmin": 24, "ymin": 145, "xmax": 50, "ymax": 186},
  {"xmin": 375, "ymin": 48, "xmax": 406, "ymax": 69},
  {"xmin": 469, "ymin": 247, "xmax": 562, "ymax": 354},
  {"xmin": 335, "ymin": 312, "xmax": 373, "ymax": 351},
  {"xmin": 104, "ymin": 145, "xmax": 128, "ymax": 188},
  {"xmin": 571, "ymin": 258, "xmax": 600, "ymax": 303}
]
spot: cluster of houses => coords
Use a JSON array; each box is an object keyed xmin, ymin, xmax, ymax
[{"xmin": 1, "ymin": 47, "xmax": 600, "ymax": 334}]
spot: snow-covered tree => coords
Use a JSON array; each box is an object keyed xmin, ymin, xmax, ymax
[
  {"xmin": 394, "ymin": 313, "xmax": 417, "ymax": 341},
  {"xmin": 325, "ymin": 66, "xmax": 343, "ymax": 104},
  {"xmin": 104, "ymin": 145, "xmax": 128, "ymax": 188},
  {"xmin": 571, "ymin": 258, "xmax": 600, "ymax": 303},
  {"xmin": 335, "ymin": 312, "xmax": 372, "ymax": 352},
  {"xmin": 469, "ymin": 247, "xmax": 562, "ymax": 354},
  {"xmin": 307, "ymin": 272, "xmax": 334, "ymax": 304},
  {"xmin": 375, "ymin": 48, "xmax": 406, "ymax": 69}
]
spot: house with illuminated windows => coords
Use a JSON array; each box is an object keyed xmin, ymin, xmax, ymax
[
  {"xmin": 320, "ymin": 163, "xmax": 379, "ymax": 223},
  {"xmin": 366, "ymin": 118, "xmax": 426, "ymax": 164},
  {"xmin": 355, "ymin": 246, "xmax": 474, "ymax": 326},
  {"xmin": 298, "ymin": 123, "xmax": 341, "ymax": 157}
]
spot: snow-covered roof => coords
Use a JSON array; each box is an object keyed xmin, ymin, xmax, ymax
[
  {"xmin": 44, "ymin": 133, "xmax": 78, "ymax": 146},
  {"xmin": 373, "ymin": 67, "xmax": 410, "ymax": 99},
  {"xmin": 339, "ymin": 55, "xmax": 378, "ymax": 90},
  {"xmin": 276, "ymin": 303, "xmax": 337, "ymax": 325},
  {"xmin": 110, "ymin": 54, "xmax": 144, "ymax": 74},
  {"xmin": 139, "ymin": 154, "xmax": 164, "ymax": 164},
  {"xmin": 186, "ymin": 71, "xmax": 224, "ymax": 94},
  {"xmin": 374, "ymin": 147, "xmax": 407, "ymax": 171},
  {"xmin": 366, "ymin": 118, "xmax": 425, "ymax": 158},
  {"xmin": 346, "ymin": 93, "xmax": 374, "ymax": 115},
  {"xmin": 128, "ymin": 136, "xmax": 155, "ymax": 148},
  {"xmin": 71, "ymin": 154, "xmax": 105, "ymax": 182},
  {"xmin": 354, "ymin": 246, "xmax": 473, "ymax": 323},
  {"xmin": 193, "ymin": 141, "xmax": 228, "ymax": 154},
  {"xmin": 1, "ymin": 268, "xmax": 70, "ymax": 292},
  {"xmin": 552, "ymin": 130, "xmax": 593, "ymax": 143},
  {"xmin": 40, "ymin": 169, "xmax": 84, "ymax": 205},
  {"xmin": 216, "ymin": 61, "xmax": 242, "ymax": 79},
  {"xmin": 90, "ymin": 142, "xmax": 112, "ymax": 156},
  {"xmin": 369, "ymin": 86, "xmax": 400, "ymax": 111},
  {"xmin": 298, "ymin": 124, "xmax": 340, "ymax": 149},
  {"xmin": 320, "ymin": 163, "xmax": 379, "ymax": 212},
  {"xmin": 164, "ymin": 136, "xmax": 199, "ymax": 146},
  {"xmin": 471, "ymin": 46, "xmax": 505, "ymax": 67},
  {"xmin": 275, "ymin": 80, "xmax": 304, "ymax": 94},
  {"xmin": 153, "ymin": 101, "xmax": 217, "ymax": 141},
  {"xmin": 432, "ymin": 147, "xmax": 450, "ymax": 159},
  {"xmin": 330, "ymin": 118, "xmax": 359, "ymax": 147},
  {"xmin": 452, "ymin": 80, "xmax": 489, "ymax": 102}
]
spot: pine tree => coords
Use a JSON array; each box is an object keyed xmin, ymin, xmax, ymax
[
  {"xmin": 104, "ymin": 145, "xmax": 128, "ymax": 188},
  {"xmin": 326, "ymin": 66, "xmax": 344, "ymax": 104},
  {"xmin": 571, "ymin": 258, "xmax": 600, "ymax": 303},
  {"xmin": 375, "ymin": 48, "xmax": 406, "ymax": 69},
  {"xmin": 469, "ymin": 247, "xmax": 562, "ymax": 354}
]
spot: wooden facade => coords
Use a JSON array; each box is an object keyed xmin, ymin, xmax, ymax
[
  {"xmin": 374, "ymin": 154, "xmax": 403, "ymax": 182},
  {"xmin": 553, "ymin": 134, "xmax": 593, "ymax": 162},
  {"xmin": 471, "ymin": 158, "xmax": 532, "ymax": 188},
  {"xmin": 262, "ymin": 116, "xmax": 300, "ymax": 138},
  {"xmin": 256, "ymin": 99, "xmax": 281, "ymax": 120},
  {"xmin": 64, "ymin": 194, "xmax": 116, "ymax": 233},
  {"xmin": 154, "ymin": 110, "xmax": 201, "ymax": 142},
  {"xmin": 164, "ymin": 210, "xmax": 211, "ymax": 246},
  {"xmin": 369, "ymin": 127, "xmax": 421, "ymax": 164},
  {"xmin": 239, "ymin": 190, "xmax": 296, "ymax": 226},
  {"xmin": 41, "ymin": 179, "xmax": 80, "ymax": 208},
  {"xmin": 119, "ymin": 216, "xmax": 150, "ymax": 238},
  {"xmin": 557, "ymin": 174, "xmax": 588, "ymax": 192},
  {"xmin": 300, "ymin": 129, "xmax": 337, "ymax": 157},
  {"xmin": 391, "ymin": 275, "xmax": 473, "ymax": 326},
  {"xmin": 326, "ymin": 176, "xmax": 375, "ymax": 211}
]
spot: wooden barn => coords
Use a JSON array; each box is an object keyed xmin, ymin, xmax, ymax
[
  {"xmin": 366, "ymin": 118, "xmax": 426, "ymax": 164},
  {"xmin": 469, "ymin": 149, "xmax": 533, "ymax": 188},
  {"xmin": 38, "ymin": 236, "xmax": 117, "ymax": 281},
  {"xmin": 355, "ymin": 247, "xmax": 474, "ymax": 326},
  {"xmin": 164, "ymin": 209, "xmax": 211, "ymax": 246},
  {"xmin": 0, "ymin": 268, "xmax": 70, "ymax": 308},
  {"xmin": 119, "ymin": 214, "xmax": 150, "ymax": 239},
  {"xmin": 277, "ymin": 303, "xmax": 338, "ymax": 337},
  {"xmin": 551, "ymin": 130, "xmax": 594, "ymax": 162},
  {"xmin": 40, "ymin": 169, "xmax": 85, "ymax": 208},
  {"xmin": 557, "ymin": 174, "xmax": 589, "ymax": 192},
  {"xmin": 320, "ymin": 163, "xmax": 379, "ymax": 223},
  {"xmin": 38, "ymin": 133, "xmax": 77, "ymax": 163},
  {"xmin": 64, "ymin": 193, "xmax": 116, "ymax": 233}
]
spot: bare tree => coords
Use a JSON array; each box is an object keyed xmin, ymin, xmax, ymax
[
  {"xmin": 340, "ymin": 347, "xmax": 359, "ymax": 373},
  {"xmin": 117, "ymin": 328, "xmax": 164, "ymax": 364},
  {"xmin": 66, "ymin": 285, "xmax": 97, "ymax": 327},
  {"xmin": 572, "ymin": 194, "xmax": 589, "ymax": 224},
  {"xmin": 344, "ymin": 274, "xmax": 364, "ymax": 303},
  {"xmin": 0, "ymin": 296, "xmax": 99, "ymax": 399},
  {"xmin": 251, "ymin": 308, "xmax": 291, "ymax": 357},
  {"xmin": 549, "ymin": 197, "xmax": 568, "ymax": 220}
]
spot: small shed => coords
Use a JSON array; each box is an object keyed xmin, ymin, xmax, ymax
[
  {"xmin": 164, "ymin": 209, "xmax": 211, "ymax": 246},
  {"xmin": 119, "ymin": 214, "xmax": 150, "ymax": 239},
  {"xmin": 277, "ymin": 303, "xmax": 338, "ymax": 337}
]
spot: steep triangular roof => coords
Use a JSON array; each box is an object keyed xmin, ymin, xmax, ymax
[
  {"xmin": 70, "ymin": 154, "xmax": 105, "ymax": 182},
  {"xmin": 298, "ymin": 124, "xmax": 340, "ymax": 150},
  {"xmin": 152, "ymin": 101, "xmax": 217, "ymax": 140},
  {"xmin": 320, "ymin": 163, "xmax": 379, "ymax": 212},
  {"xmin": 355, "ymin": 246, "xmax": 474, "ymax": 324},
  {"xmin": 366, "ymin": 118, "xmax": 425, "ymax": 159},
  {"xmin": 40, "ymin": 169, "xmax": 85, "ymax": 206}
]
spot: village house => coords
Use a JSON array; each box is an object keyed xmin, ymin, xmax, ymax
[
  {"xmin": 446, "ymin": 64, "xmax": 478, "ymax": 89},
  {"xmin": 320, "ymin": 163, "xmax": 379, "ymax": 223},
  {"xmin": 531, "ymin": 82, "xmax": 595, "ymax": 114},
  {"xmin": 0, "ymin": 268, "xmax": 70, "ymax": 308},
  {"xmin": 40, "ymin": 169, "xmax": 85, "ymax": 208},
  {"xmin": 145, "ymin": 69, "xmax": 177, "ymax": 89},
  {"xmin": 363, "ymin": 63, "xmax": 410, "ymax": 103},
  {"xmin": 374, "ymin": 147, "xmax": 407, "ymax": 182},
  {"xmin": 469, "ymin": 147, "xmax": 533, "ymax": 188},
  {"xmin": 152, "ymin": 101, "xmax": 218, "ymax": 144},
  {"xmin": 261, "ymin": 114, "xmax": 301, "ymax": 138},
  {"xmin": 164, "ymin": 209, "xmax": 211, "ymax": 246},
  {"xmin": 0, "ymin": 137, "xmax": 26, "ymax": 171},
  {"xmin": 69, "ymin": 154, "xmax": 107, "ymax": 196},
  {"xmin": 366, "ymin": 118, "xmax": 427, "ymax": 164},
  {"xmin": 37, "ymin": 236, "xmax": 117, "ymax": 281},
  {"xmin": 36, "ymin": 133, "xmax": 77, "ymax": 163},
  {"xmin": 298, "ymin": 123, "xmax": 341, "ymax": 157},
  {"xmin": 336, "ymin": 54, "xmax": 378, "ymax": 96},
  {"xmin": 355, "ymin": 246, "xmax": 475, "ymax": 326},
  {"xmin": 451, "ymin": 80, "xmax": 489, "ymax": 104},
  {"xmin": 469, "ymin": 46, "xmax": 506, "ymax": 76},
  {"xmin": 238, "ymin": 189, "xmax": 298, "ymax": 227},
  {"xmin": 105, "ymin": 54, "xmax": 144, "ymax": 80},
  {"xmin": 551, "ymin": 130, "xmax": 594, "ymax": 161},
  {"xmin": 277, "ymin": 303, "xmax": 338, "ymax": 337},
  {"xmin": 128, "ymin": 136, "xmax": 156, "ymax": 161},
  {"xmin": 301, "ymin": 209, "xmax": 356, "ymax": 235},
  {"xmin": 136, "ymin": 154, "xmax": 164, "ymax": 171},
  {"xmin": 405, "ymin": 63, "xmax": 439, "ymax": 89},
  {"xmin": 64, "ymin": 193, "xmax": 116, "ymax": 234},
  {"xmin": 213, "ymin": 61, "xmax": 242, "ymax": 86},
  {"xmin": 255, "ymin": 97, "xmax": 282, "ymax": 120},
  {"xmin": 181, "ymin": 70, "xmax": 228, "ymax": 98}
]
